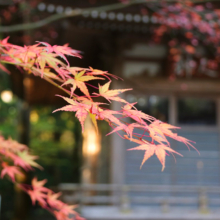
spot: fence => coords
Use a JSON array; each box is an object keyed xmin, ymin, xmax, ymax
[{"xmin": 58, "ymin": 183, "xmax": 220, "ymax": 213}]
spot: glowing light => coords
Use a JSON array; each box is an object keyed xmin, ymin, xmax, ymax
[
  {"xmin": 125, "ymin": 14, "xmax": 133, "ymax": 22},
  {"xmin": 108, "ymin": 12, "xmax": 116, "ymax": 20},
  {"xmin": 134, "ymin": 14, "xmax": 141, "ymax": 23},
  {"xmin": 47, "ymin": 4, "xmax": 55, "ymax": 13},
  {"xmin": 1, "ymin": 90, "xmax": 13, "ymax": 103},
  {"xmin": 86, "ymin": 129, "xmax": 99, "ymax": 155},
  {"xmin": 82, "ymin": 11, "xmax": 89, "ymax": 17},
  {"xmin": 30, "ymin": 111, "xmax": 39, "ymax": 123},
  {"xmin": 151, "ymin": 16, "xmax": 158, "ymax": 23},
  {"xmin": 91, "ymin": 10, "xmax": 98, "ymax": 18},
  {"xmin": 56, "ymin": 5, "xmax": 64, "ymax": 14},
  {"xmin": 117, "ymin": 13, "xmax": 124, "ymax": 21},
  {"xmin": 100, "ymin": 12, "xmax": 107, "ymax": 19},
  {"xmin": 142, "ymin": 15, "xmax": 149, "ymax": 23},
  {"xmin": 138, "ymin": 97, "xmax": 146, "ymax": 106},
  {"xmin": 83, "ymin": 117, "xmax": 100, "ymax": 156},
  {"xmin": 127, "ymin": 94, "xmax": 137, "ymax": 103},
  {"xmin": 38, "ymin": 3, "xmax": 46, "ymax": 11},
  {"xmin": 65, "ymin": 7, "xmax": 72, "ymax": 15}
]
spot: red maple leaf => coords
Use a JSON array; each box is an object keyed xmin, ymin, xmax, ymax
[
  {"xmin": 28, "ymin": 178, "xmax": 50, "ymax": 207},
  {"xmin": 122, "ymin": 103, "xmax": 155, "ymax": 124},
  {"xmin": 107, "ymin": 123, "xmax": 140, "ymax": 138},
  {"xmin": 53, "ymin": 96, "xmax": 90, "ymax": 132},
  {"xmin": 62, "ymin": 70, "xmax": 104, "ymax": 98},
  {"xmin": 47, "ymin": 192, "xmax": 64, "ymax": 209},
  {"xmin": 148, "ymin": 120, "xmax": 197, "ymax": 152},
  {"xmin": 1, "ymin": 162, "xmax": 24, "ymax": 182},
  {"xmin": 38, "ymin": 42, "xmax": 81, "ymax": 64}
]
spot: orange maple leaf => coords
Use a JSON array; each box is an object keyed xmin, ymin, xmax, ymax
[
  {"xmin": 62, "ymin": 70, "xmax": 104, "ymax": 98},
  {"xmin": 94, "ymin": 81, "xmax": 132, "ymax": 103}
]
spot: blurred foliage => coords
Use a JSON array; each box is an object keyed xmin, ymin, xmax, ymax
[
  {"xmin": 0, "ymin": 71, "xmax": 19, "ymax": 139},
  {"xmin": 0, "ymin": 69, "xmax": 82, "ymax": 219},
  {"xmin": 30, "ymin": 106, "xmax": 82, "ymax": 184}
]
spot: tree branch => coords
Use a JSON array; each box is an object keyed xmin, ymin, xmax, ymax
[
  {"xmin": 0, "ymin": 0, "xmax": 147, "ymax": 33},
  {"xmin": 1, "ymin": 0, "xmax": 219, "ymax": 33}
]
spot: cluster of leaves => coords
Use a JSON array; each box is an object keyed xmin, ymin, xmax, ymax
[
  {"xmin": 1, "ymin": 0, "xmax": 220, "ymax": 78},
  {"xmin": 146, "ymin": 1, "xmax": 220, "ymax": 77},
  {"xmin": 0, "ymin": 136, "xmax": 83, "ymax": 220},
  {"xmin": 0, "ymin": 37, "xmax": 196, "ymax": 219}
]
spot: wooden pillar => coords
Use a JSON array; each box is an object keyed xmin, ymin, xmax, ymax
[
  {"xmin": 110, "ymin": 81, "xmax": 125, "ymax": 185},
  {"xmin": 169, "ymin": 95, "xmax": 177, "ymax": 125},
  {"xmin": 81, "ymin": 116, "xmax": 101, "ymax": 185},
  {"xmin": 168, "ymin": 95, "xmax": 177, "ymax": 186},
  {"xmin": 13, "ymin": 102, "xmax": 30, "ymax": 220},
  {"xmin": 216, "ymin": 98, "xmax": 220, "ymax": 185},
  {"xmin": 216, "ymin": 98, "xmax": 220, "ymax": 129}
]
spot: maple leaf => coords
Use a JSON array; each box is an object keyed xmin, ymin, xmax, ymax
[
  {"xmin": 53, "ymin": 203, "xmax": 78, "ymax": 220},
  {"xmin": 36, "ymin": 52, "xmax": 65, "ymax": 77},
  {"xmin": 148, "ymin": 120, "xmax": 197, "ymax": 152},
  {"xmin": 38, "ymin": 42, "xmax": 81, "ymax": 64},
  {"xmin": 42, "ymin": 68, "xmax": 60, "ymax": 80},
  {"xmin": 66, "ymin": 70, "xmax": 104, "ymax": 98},
  {"xmin": 0, "ymin": 36, "xmax": 10, "ymax": 47},
  {"xmin": 1, "ymin": 150, "xmax": 32, "ymax": 171},
  {"xmin": 107, "ymin": 123, "xmax": 139, "ymax": 138},
  {"xmin": 122, "ymin": 103, "xmax": 155, "ymax": 124},
  {"xmin": 128, "ymin": 143, "xmax": 182, "ymax": 171},
  {"xmin": 124, "ymin": 135, "xmax": 147, "ymax": 145},
  {"xmin": 53, "ymin": 96, "xmax": 90, "ymax": 132},
  {"xmin": 58, "ymin": 204, "xmax": 78, "ymax": 216},
  {"xmin": 94, "ymin": 81, "xmax": 132, "ymax": 103},
  {"xmin": 0, "ymin": 37, "xmax": 21, "ymax": 50},
  {"xmin": 28, "ymin": 178, "xmax": 50, "ymax": 207},
  {"xmin": 0, "ymin": 63, "xmax": 10, "ymax": 74},
  {"xmin": 1, "ymin": 162, "xmax": 24, "ymax": 182},
  {"xmin": 97, "ymin": 109, "xmax": 122, "ymax": 126},
  {"xmin": 47, "ymin": 192, "xmax": 64, "ymax": 209},
  {"xmin": 62, "ymin": 70, "xmax": 104, "ymax": 98},
  {"xmin": 89, "ymin": 113, "xmax": 99, "ymax": 133},
  {"xmin": 4, "ymin": 138, "xmax": 28, "ymax": 153},
  {"xmin": 17, "ymin": 150, "xmax": 42, "ymax": 170},
  {"xmin": 88, "ymin": 67, "xmax": 120, "ymax": 80}
]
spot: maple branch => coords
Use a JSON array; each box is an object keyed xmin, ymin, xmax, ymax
[
  {"xmin": 0, "ymin": 0, "xmax": 218, "ymax": 33},
  {"xmin": 0, "ymin": 60, "xmax": 72, "ymax": 97},
  {"xmin": 42, "ymin": 75, "xmax": 72, "ymax": 97}
]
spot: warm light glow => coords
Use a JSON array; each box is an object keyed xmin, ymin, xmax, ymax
[
  {"xmin": 82, "ymin": 116, "xmax": 101, "ymax": 184},
  {"xmin": 30, "ymin": 111, "xmax": 39, "ymax": 123},
  {"xmin": 1, "ymin": 90, "xmax": 13, "ymax": 103},
  {"xmin": 83, "ymin": 117, "xmax": 100, "ymax": 156},
  {"xmin": 86, "ymin": 129, "xmax": 99, "ymax": 155}
]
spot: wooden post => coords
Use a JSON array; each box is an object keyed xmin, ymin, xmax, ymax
[
  {"xmin": 120, "ymin": 185, "xmax": 131, "ymax": 213},
  {"xmin": 198, "ymin": 188, "xmax": 209, "ymax": 214},
  {"xmin": 81, "ymin": 116, "xmax": 101, "ymax": 185},
  {"xmin": 169, "ymin": 95, "xmax": 177, "ymax": 125},
  {"xmin": 110, "ymin": 81, "xmax": 125, "ymax": 185},
  {"xmin": 216, "ymin": 98, "xmax": 220, "ymax": 186},
  {"xmin": 13, "ymin": 102, "xmax": 30, "ymax": 220}
]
